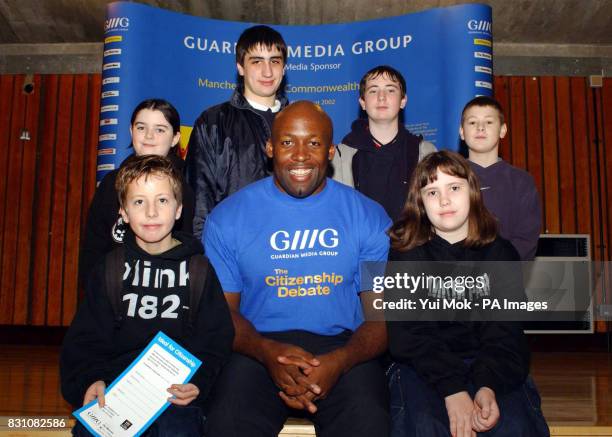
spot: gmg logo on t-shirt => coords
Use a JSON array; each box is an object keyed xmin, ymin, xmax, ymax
[{"xmin": 270, "ymin": 228, "xmax": 339, "ymax": 251}]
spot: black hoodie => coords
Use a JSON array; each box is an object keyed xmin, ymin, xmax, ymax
[
  {"xmin": 387, "ymin": 235, "xmax": 530, "ymax": 398},
  {"xmin": 341, "ymin": 119, "xmax": 421, "ymax": 221},
  {"xmin": 61, "ymin": 229, "xmax": 233, "ymax": 409},
  {"xmin": 79, "ymin": 152, "xmax": 195, "ymax": 287}
]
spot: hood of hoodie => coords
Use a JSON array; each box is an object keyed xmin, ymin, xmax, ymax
[
  {"xmin": 341, "ymin": 119, "xmax": 376, "ymax": 151},
  {"xmin": 341, "ymin": 118, "xmax": 421, "ymax": 153},
  {"xmin": 123, "ymin": 229, "xmax": 203, "ymax": 263}
]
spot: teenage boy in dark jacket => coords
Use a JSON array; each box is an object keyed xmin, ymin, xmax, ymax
[
  {"xmin": 332, "ymin": 65, "xmax": 436, "ymax": 221},
  {"xmin": 186, "ymin": 25, "xmax": 288, "ymax": 237},
  {"xmin": 61, "ymin": 155, "xmax": 233, "ymax": 437}
]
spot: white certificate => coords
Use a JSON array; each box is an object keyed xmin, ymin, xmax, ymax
[{"xmin": 73, "ymin": 331, "xmax": 201, "ymax": 437}]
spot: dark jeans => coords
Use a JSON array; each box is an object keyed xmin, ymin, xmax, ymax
[
  {"xmin": 72, "ymin": 404, "xmax": 204, "ymax": 437},
  {"xmin": 204, "ymin": 330, "xmax": 390, "ymax": 437},
  {"xmin": 388, "ymin": 363, "xmax": 550, "ymax": 437}
]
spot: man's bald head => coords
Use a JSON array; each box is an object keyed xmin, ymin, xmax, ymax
[
  {"xmin": 266, "ymin": 101, "xmax": 335, "ymax": 198},
  {"xmin": 272, "ymin": 100, "xmax": 333, "ymax": 144}
]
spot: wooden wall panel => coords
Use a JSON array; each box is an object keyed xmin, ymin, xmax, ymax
[
  {"xmin": 61, "ymin": 74, "xmax": 89, "ymax": 325},
  {"xmin": 570, "ymin": 78, "xmax": 593, "ymax": 237},
  {"xmin": 509, "ymin": 76, "xmax": 527, "ymax": 170},
  {"xmin": 0, "ymin": 75, "xmax": 14, "ymax": 278},
  {"xmin": 593, "ymin": 84, "xmax": 611, "ymax": 332},
  {"xmin": 586, "ymin": 87, "xmax": 603, "ymax": 263},
  {"xmin": 603, "ymin": 79, "xmax": 612, "ymax": 264},
  {"xmin": 46, "ymin": 75, "xmax": 74, "ymax": 326},
  {"xmin": 30, "ymin": 75, "xmax": 59, "ymax": 326},
  {"xmin": 0, "ymin": 74, "xmax": 101, "ymax": 326},
  {"xmin": 524, "ymin": 76, "xmax": 544, "ymax": 214},
  {"xmin": 585, "ymin": 85, "xmax": 607, "ymax": 333},
  {"xmin": 13, "ymin": 75, "xmax": 42, "ymax": 324},
  {"xmin": 555, "ymin": 77, "xmax": 576, "ymax": 233},
  {"xmin": 603, "ymin": 78, "xmax": 612, "ymax": 333},
  {"xmin": 540, "ymin": 76, "xmax": 561, "ymax": 234},
  {"xmin": 0, "ymin": 75, "xmax": 26, "ymax": 324},
  {"xmin": 594, "ymin": 86, "xmax": 609, "ymax": 263}
]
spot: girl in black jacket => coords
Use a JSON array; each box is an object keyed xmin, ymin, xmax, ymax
[
  {"xmin": 79, "ymin": 99, "xmax": 195, "ymax": 286},
  {"xmin": 386, "ymin": 151, "xmax": 548, "ymax": 437}
]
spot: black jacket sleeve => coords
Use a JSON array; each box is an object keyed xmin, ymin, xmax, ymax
[
  {"xmin": 78, "ymin": 171, "xmax": 120, "ymax": 287},
  {"xmin": 60, "ymin": 263, "xmax": 118, "ymax": 408},
  {"xmin": 185, "ymin": 112, "xmax": 226, "ymax": 239},
  {"xmin": 183, "ymin": 260, "xmax": 234, "ymax": 403}
]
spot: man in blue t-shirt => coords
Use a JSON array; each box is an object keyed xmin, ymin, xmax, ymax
[{"xmin": 203, "ymin": 101, "xmax": 392, "ymax": 437}]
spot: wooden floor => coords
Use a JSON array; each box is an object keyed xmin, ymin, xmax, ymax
[{"xmin": 0, "ymin": 344, "xmax": 611, "ymax": 435}]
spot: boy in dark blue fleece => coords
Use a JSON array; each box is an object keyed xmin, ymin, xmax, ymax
[{"xmin": 460, "ymin": 96, "xmax": 542, "ymax": 261}]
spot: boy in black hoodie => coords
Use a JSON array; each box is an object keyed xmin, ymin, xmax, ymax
[
  {"xmin": 331, "ymin": 65, "xmax": 436, "ymax": 221},
  {"xmin": 61, "ymin": 155, "xmax": 233, "ymax": 437}
]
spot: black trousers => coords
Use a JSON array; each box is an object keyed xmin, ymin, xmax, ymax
[{"xmin": 204, "ymin": 330, "xmax": 390, "ymax": 437}]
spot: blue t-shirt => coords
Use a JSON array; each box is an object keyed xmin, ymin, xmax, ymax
[{"xmin": 204, "ymin": 177, "xmax": 391, "ymax": 335}]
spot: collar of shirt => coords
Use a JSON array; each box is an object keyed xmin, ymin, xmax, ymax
[
  {"xmin": 246, "ymin": 98, "xmax": 282, "ymax": 113},
  {"xmin": 370, "ymin": 130, "xmax": 399, "ymax": 149}
]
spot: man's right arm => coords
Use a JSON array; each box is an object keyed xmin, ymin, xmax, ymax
[{"xmin": 224, "ymin": 292, "xmax": 267, "ymax": 360}]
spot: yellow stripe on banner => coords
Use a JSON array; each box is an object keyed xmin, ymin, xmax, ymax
[
  {"xmin": 178, "ymin": 125, "xmax": 193, "ymax": 159},
  {"xmin": 104, "ymin": 36, "xmax": 123, "ymax": 44},
  {"xmin": 474, "ymin": 38, "xmax": 492, "ymax": 47}
]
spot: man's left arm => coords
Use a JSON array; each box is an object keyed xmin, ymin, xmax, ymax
[
  {"xmin": 297, "ymin": 202, "xmax": 392, "ymax": 399},
  {"xmin": 301, "ymin": 299, "xmax": 387, "ymax": 399}
]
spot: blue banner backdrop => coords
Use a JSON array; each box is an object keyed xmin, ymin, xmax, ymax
[{"xmin": 97, "ymin": 2, "xmax": 492, "ymax": 182}]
